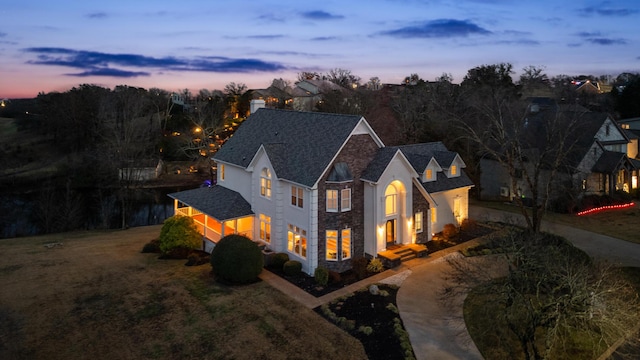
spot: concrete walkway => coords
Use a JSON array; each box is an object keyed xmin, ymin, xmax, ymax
[{"xmin": 261, "ymin": 205, "xmax": 640, "ymax": 360}]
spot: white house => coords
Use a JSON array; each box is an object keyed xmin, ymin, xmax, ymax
[{"xmin": 169, "ymin": 107, "xmax": 473, "ymax": 275}]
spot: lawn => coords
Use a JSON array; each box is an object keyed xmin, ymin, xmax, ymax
[
  {"xmin": 0, "ymin": 226, "xmax": 367, "ymax": 360},
  {"xmin": 471, "ymin": 199, "xmax": 640, "ymax": 243}
]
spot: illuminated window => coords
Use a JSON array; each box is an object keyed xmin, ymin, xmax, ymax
[
  {"xmin": 341, "ymin": 229, "xmax": 351, "ymax": 259},
  {"xmin": 451, "ymin": 165, "xmax": 457, "ymax": 176},
  {"xmin": 220, "ymin": 164, "xmax": 225, "ymax": 181},
  {"xmin": 431, "ymin": 208, "xmax": 437, "ymax": 224},
  {"xmin": 291, "ymin": 186, "xmax": 303, "ymax": 208},
  {"xmin": 260, "ymin": 168, "xmax": 271, "ymax": 199},
  {"xmin": 259, "ymin": 214, "xmax": 271, "ymax": 243},
  {"xmin": 425, "ymin": 169, "xmax": 433, "ymax": 181},
  {"xmin": 385, "ymin": 184, "xmax": 397, "ymax": 216},
  {"xmin": 415, "ymin": 212, "xmax": 423, "ymax": 233},
  {"xmin": 287, "ymin": 224, "xmax": 307, "ymax": 258},
  {"xmin": 326, "ymin": 230, "xmax": 338, "ymax": 261},
  {"xmin": 582, "ymin": 179, "xmax": 587, "ymax": 190},
  {"xmin": 326, "ymin": 190, "xmax": 338, "ymax": 212},
  {"xmin": 341, "ymin": 188, "xmax": 351, "ymax": 212}
]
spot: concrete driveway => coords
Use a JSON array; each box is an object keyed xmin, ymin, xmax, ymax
[{"xmin": 397, "ymin": 205, "xmax": 640, "ymax": 360}]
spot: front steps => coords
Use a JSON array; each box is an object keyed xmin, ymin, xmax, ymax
[{"xmin": 378, "ymin": 244, "xmax": 427, "ymax": 268}]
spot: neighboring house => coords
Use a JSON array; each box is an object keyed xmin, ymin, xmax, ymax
[
  {"xmin": 249, "ymin": 86, "xmax": 293, "ymax": 109},
  {"xmin": 480, "ymin": 107, "xmax": 639, "ymax": 203},
  {"xmin": 291, "ymin": 79, "xmax": 348, "ymax": 111},
  {"xmin": 118, "ymin": 159, "xmax": 164, "ymax": 182},
  {"xmin": 169, "ymin": 105, "xmax": 473, "ymax": 275}
]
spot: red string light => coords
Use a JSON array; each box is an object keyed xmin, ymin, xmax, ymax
[{"xmin": 576, "ymin": 202, "xmax": 635, "ymax": 216}]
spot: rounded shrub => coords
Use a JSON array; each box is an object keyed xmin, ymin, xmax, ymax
[
  {"xmin": 158, "ymin": 216, "xmax": 201, "ymax": 255},
  {"xmin": 442, "ymin": 223, "xmax": 458, "ymax": 240},
  {"xmin": 271, "ymin": 252, "xmax": 290, "ymax": 269},
  {"xmin": 210, "ymin": 234, "xmax": 264, "ymax": 284},
  {"xmin": 282, "ymin": 260, "xmax": 302, "ymax": 276},
  {"xmin": 314, "ymin": 266, "xmax": 329, "ymax": 286},
  {"xmin": 366, "ymin": 258, "xmax": 384, "ymax": 273}
]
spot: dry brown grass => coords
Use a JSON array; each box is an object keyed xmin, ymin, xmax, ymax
[
  {"xmin": 472, "ymin": 200, "xmax": 640, "ymax": 243},
  {"xmin": 0, "ymin": 226, "xmax": 367, "ymax": 360}
]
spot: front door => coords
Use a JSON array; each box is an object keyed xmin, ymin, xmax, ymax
[{"xmin": 386, "ymin": 219, "xmax": 396, "ymax": 246}]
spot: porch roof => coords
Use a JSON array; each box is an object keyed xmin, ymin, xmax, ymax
[
  {"xmin": 168, "ymin": 186, "xmax": 254, "ymax": 221},
  {"xmin": 591, "ymin": 151, "xmax": 628, "ymax": 174},
  {"xmin": 419, "ymin": 172, "xmax": 474, "ymax": 193}
]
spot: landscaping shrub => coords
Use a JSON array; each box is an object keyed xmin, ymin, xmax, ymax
[
  {"xmin": 442, "ymin": 223, "xmax": 458, "ymax": 240},
  {"xmin": 271, "ymin": 252, "xmax": 290, "ymax": 269},
  {"xmin": 314, "ymin": 266, "xmax": 329, "ymax": 286},
  {"xmin": 283, "ymin": 260, "xmax": 302, "ymax": 276},
  {"xmin": 158, "ymin": 216, "xmax": 201, "ymax": 255},
  {"xmin": 328, "ymin": 270, "xmax": 342, "ymax": 284},
  {"xmin": 352, "ymin": 256, "xmax": 369, "ymax": 280},
  {"xmin": 210, "ymin": 234, "xmax": 263, "ymax": 284},
  {"xmin": 141, "ymin": 239, "xmax": 161, "ymax": 253},
  {"xmin": 459, "ymin": 218, "xmax": 478, "ymax": 233},
  {"xmin": 366, "ymin": 258, "xmax": 384, "ymax": 273}
]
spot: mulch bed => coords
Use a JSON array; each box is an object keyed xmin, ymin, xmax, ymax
[
  {"xmin": 266, "ymin": 265, "xmax": 379, "ymax": 297},
  {"xmin": 314, "ymin": 284, "xmax": 414, "ymax": 360}
]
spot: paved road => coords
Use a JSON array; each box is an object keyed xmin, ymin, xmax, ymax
[{"xmin": 469, "ymin": 205, "xmax": 640, "ymax": 267}]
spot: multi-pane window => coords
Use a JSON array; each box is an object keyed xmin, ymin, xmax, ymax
[
  {"xmin": 287, "ymin": 224, "xmax": 307, "ymax": 258},
  {"xmin": 451, "ymin": 165, "xmax": 457, "ymax": 176},
  {"xmin": 260, "ymin": 168, "xmax": 271, "ymax": 198},
  {"xmin": 259, "ymin": 214, "xmax": 271, "ymax": 243},
  {"xmin": 325, "ymin": 229, "xmax": 351, "ymax": 261},
  {"xmin": 415, "ymin": 212, "xmax": 423, "ymax": 233},
  {"xmin": 341, "ymin": 188, "xmax": 351, "ymax": 212},
  {"xmin": 219, "ymin": 164, "xmax": 225, "ymax": 181},
  {"xmin": 326, "ymin": 190, "xmax": 338, "ymax": 212},
  {"xmin": 341, "ymin": 229, "xmax": 351, "ymax": 259},
  {"xmin": 425, "ymin": 169, "xmax": 433, "ymax": 180},
  {"xmin": 326, "ymin": 230, "xmax": 338, "ymax": 260},
  {"xmin": 385, "ymin": 188, "xmax": 397, "ymax": 216},
  {"xmin": 291, "ymin": 186, "xmax": 303, "ymax": 208},
  {"xmin": 431, "ymin": 208, "xmax": 437, "ymax": 224}
]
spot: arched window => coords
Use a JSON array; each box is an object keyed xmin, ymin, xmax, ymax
[
  {"xmin": 385, "ymin": 184, "xmax": 397, "ymax": 216},
  {"xmin": 260, "ymin": 168, "xmax": 271, "ymax": 199}
]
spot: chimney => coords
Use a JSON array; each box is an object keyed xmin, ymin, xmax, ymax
[{"xmin": 250, "ymin": 99, "xmax": 266, "ymax": 114}]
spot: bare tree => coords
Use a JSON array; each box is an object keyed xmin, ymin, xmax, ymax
[
  {"xmin": 442, "ymin": 229, "xmax": 640, "ymax": 360},
  {"xmin": 99, "ymin": 86, "xmax": 158, "ymax": 229}
]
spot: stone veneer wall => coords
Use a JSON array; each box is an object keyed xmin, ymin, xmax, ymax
[
  {"xmin": 317, "ymin": 134, "xmax": 380, "ymax": 273},
  {"xmin": 412, "ymin": 183, "xmax": 431, "ymax": 244}
]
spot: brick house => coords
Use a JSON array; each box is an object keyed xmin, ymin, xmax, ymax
[{"xmin": 169, "ymin": 106, "xmax": 473, "ymax": 275}]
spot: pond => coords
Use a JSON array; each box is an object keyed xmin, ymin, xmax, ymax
[{"xmin": 0, "ymin": 186, "xmax": 192, "ymax": 239}]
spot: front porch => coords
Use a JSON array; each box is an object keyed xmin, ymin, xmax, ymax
[
  {"xmin": 377, "ymin": 244, "xmax": 427, "ymax": 268},
  {"xmin": 168, "ymin": 186, "xmax": 255, "ymax": 252}
]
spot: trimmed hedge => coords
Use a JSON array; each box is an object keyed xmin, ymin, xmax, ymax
[
  {"xmin": 283, "ymin": 260, "xmax": 302, "ymax": 276},
  {"xmin": 158, "ymin": 216, "xmax": 201, "ymax": 254},
  {"xmin": 314, "ymin": 266, "xmax": 329, "ymax": 286},
  {"xmin": 271, "ymin": 252, "xmax": 290, "ymax": 269},
  {"xmin": 210, "ymin": 234, "xmax": 263, "ymax": 284}
]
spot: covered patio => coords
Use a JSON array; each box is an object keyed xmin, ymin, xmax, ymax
[{"xmin": 168, "ymin": 186, "xmax": 254, "ymax": 252}]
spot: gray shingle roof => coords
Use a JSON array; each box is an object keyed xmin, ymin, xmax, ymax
[
  {"xmin": 592, "ymin": 151, "xmax": 627, "ymax": 174},
  {"xmin": 214, "ymin": 109, "xmax": 363, "ymax": 187},
  {"xmin": 168, "ymin": 186, "xmax": 254, "ymax": 221},
  {"xmin": 419, "ymin": 172, "xmax": 474, "ymax": 193},
  {"xmin": 361, "ymin": 141, "xmax": 474, "ymax": 192}
]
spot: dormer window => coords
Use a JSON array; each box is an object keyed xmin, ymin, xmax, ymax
[
  {"xmin": 425, "ymin": 169, "xmax": 433, "ymax": 181},
  {"xmin": 260, "ymin": 168, "xmax": 271, "ymax": 199},
  {"xmin": 451, "ymin": 165, "xmax": 458, "ymax": 177}
]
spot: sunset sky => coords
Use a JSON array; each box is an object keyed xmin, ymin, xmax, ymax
[{"xmin": 1, "ymin": 0, "xmax": 638, "ymax": 99}]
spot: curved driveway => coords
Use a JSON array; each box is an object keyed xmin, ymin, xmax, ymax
[{"xmin": 397, "ymin": 205, "xmax": 640, "ymax": 360}]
